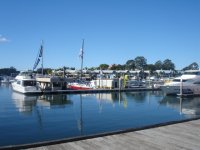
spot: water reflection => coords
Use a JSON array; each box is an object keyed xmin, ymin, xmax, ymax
[
  {"xmin": 159, "ymin": 96, "xmax": 200, "ymax": 117},
  {"xmin": 0, "ymin": 82, "xmax": 10, "ymax": 87},
  {"xmin": 12, "ymin": 92, "xmax": 37, "ymax": 115},
  {"xmin": 38, "ymin": 94, "xmax": 73, "ymax": 108},
  {"xmin": 12, "ymin": 92, "xmax": 73, "ymax": 114},
  {"xmin": 78, "ymin": 94, "xmax": 83, "ymax": 135},
  {"xmin": 11, "ymin": 91, "xmax": 180, "ymax": 116},
  {"xmin": 125, "ymin": 92, "xmax": 147, "ymax": 102},
  {"xmin": 4, "ymin": 89, "xmax": 200, "ymax": 147},
  {"xmin": 95, "ymin": 92, "xmax": 128, "ymax": 111}
]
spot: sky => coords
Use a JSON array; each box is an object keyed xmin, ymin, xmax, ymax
[{"xmin": 0, "ymin": 0, "xmax": 200, "ymax": 71}]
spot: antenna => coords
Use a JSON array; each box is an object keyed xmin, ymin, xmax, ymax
[{"xmin": 41, "ymin": 40, "xmax": 44, "ymax": 75}]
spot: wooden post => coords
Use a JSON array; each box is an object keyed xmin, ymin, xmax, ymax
[{"xmin": 119, "ymin": 77, "xmax": 121, "ymax": 91}]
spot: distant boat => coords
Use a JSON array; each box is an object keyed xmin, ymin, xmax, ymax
[
  {"xmin": 11, "ymin": 71, "xmax": 41, "ymax": 94},
  {"xmin": 160, "ymin": 70, "xmax": 200, "ymax": 95},
  {"xmin": 0, "ymin": 76, "xmax": 12, "ymax": 83}
]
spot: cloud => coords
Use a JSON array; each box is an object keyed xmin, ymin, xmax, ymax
[{"xmin": 0, "ymin": 35, "xmax": 9, "ymax": 43}]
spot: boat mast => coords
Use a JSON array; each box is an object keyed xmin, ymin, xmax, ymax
[
  {"xmin": 41, "ymin": 40, "xmax": 44, "ymax": 75},
  {"xmin": 80, "ymin": 39, "xmax": 84, "ymax": 80}
]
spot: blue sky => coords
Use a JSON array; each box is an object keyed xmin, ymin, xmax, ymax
[{"xmin": 0, "ymin": 0, "xmax": 200, "ymax": 71}]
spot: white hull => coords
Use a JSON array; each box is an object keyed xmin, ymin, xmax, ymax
[
  {"xmin": 12, "ymin": 82, "xmax": 41, "ymax": 94},
  {"xmin": 161, "ymin": 84, "xmax": 200, "ymax": 95},
  {"xmin": 160, "ymin": 70, "xmax": 200, "ymax": 95},
  {"xmin": 11, "ymin": 72, "xmax": 41, "ymax": 94}
]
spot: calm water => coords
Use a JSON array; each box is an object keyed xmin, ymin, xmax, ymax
[{"xmin": 1, "ymin": 83, "xmax": 200, "ymax": 147}]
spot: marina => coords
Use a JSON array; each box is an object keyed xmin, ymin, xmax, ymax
[
  {"xmin": 1, "ymin": 1, "xmax": 200, "ymax": 149},
  {"xmin": 1, "ymin": 83, "xmax": 200, "ymax": 148}
]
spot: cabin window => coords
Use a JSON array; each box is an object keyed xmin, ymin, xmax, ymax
[
  {"xmin": 17, "ymin": 81, "xmax": 21, "ymax": 85},
  {"xmin": 23, "ymin": 81, "xmax": 36, "ymax": 86},
  {"xmin": 53, "ymin": 82, "xmax": 61, "ymax": 87},
  {"xmin": 172, "ymin": 79, "xmax": 187, "ymax": 82},
  {"xmin": 194, "ymin": 81, "xmax": 200, "ymax": 85}
]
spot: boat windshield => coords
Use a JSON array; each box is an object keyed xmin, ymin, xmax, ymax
[
  {"xmin": 172, "ymin": 79, "xmax": 187, "ymax": 82},
  {"xmin": 184, "ymin": 71, "xmax": 200, "ymax": 75},
  {"xmin": 194, "ymin": 81, "xmax": 200, "ymax": 85},
  {"xmin": 23, "ymin": 80, "xmax": 36, "ymax": 86}
]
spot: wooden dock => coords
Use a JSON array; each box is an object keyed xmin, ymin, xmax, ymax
[
  {"xmin": 42, "ymin": 87, "xmax": 157, "ymax": 94},
  {"xmin": 26, "ymin": 119, "xmax": 200, "ymax": 150}
]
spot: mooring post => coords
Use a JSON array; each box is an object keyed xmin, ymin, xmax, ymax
[{"xmin": 180, "ymin": 77, "xmax": 183, "ymax": 96}]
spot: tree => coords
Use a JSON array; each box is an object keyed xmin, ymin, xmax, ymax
[
  {"xmin": 99, "ymin": 64, "xmax": 109, "ymax": 70},
  {"xmin": 182, "ymin": 62, "xmax": 199, "ymax": 71},
  {"xmin": 88, "ymin": 67, "xmax": 98, "ymax": 71},
  {"xmin": 146, "ymin": 64, "xmax": 156, "ymax": 74},
  {"xmin": 109, "ymin": 64, "xmax": 125, "ymax": 70},
  {"xmin": 0, "ymin": 67, "xmax": 19, "ymax": 76},
  {"xmin": 125, "ymin": 59, "xmax": 135, "ymax": 70},
  {"xmin": 134, "ymin": 56, "xmax": 147, "ymax": 70},
  {"xmin": 162, "ymin": 59, "xmax": 175, "ymax": 70},
  {"xmin": 155, "ymin": 60, "xmax": 163, "ymax": 70},
  {"xmin": 37, "ymin": 68, "xmax": 52, "ymax": 74},
  {"xmin": 115, "ymin": 64, "xmax": 125, "ymax": 70}
]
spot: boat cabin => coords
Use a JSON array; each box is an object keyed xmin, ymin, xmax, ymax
[{"xmin": 36, "ymin": 76, "xmax": 67, "ymax": 91}]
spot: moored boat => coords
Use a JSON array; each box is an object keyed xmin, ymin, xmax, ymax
[
  {"xmin": 11, "ymin": 72, "xmax": 41, "ymax": 94},
  {"xmin": 68, "ymin": 81, "xmax": 94, "ymax": 90},
  {"xmin": 160, "ymin": 70, "xmax": 200, "ymax": 95},
  {"xmin": 68, "ymin": 39, "xmax": 95, "ymax": 90}
]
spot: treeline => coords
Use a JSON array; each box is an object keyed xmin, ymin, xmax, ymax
[
  {"xmin": 0, "ymin": 67, "xmax": 19, "ymax": 76},
  {"xmin": 1, "ymin": 56, "xmax": 199, "ymax": 76},
  {"xmin": 88, "ymin": 56, "xmax": 199, "ymax": 73}
]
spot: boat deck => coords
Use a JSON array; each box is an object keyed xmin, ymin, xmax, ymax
[{"xmin": 24, "ymin": 119, "xmax": 200, "ymax": 150}]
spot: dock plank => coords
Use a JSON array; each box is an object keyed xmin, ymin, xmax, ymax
[{"xmin": 27, "ymin": 119, "xmax": 200, "ymax": 150}]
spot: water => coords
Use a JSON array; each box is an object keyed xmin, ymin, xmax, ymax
[{"xmin": 0, "ymin": 83, "xmax": 200, "ymax": 147}]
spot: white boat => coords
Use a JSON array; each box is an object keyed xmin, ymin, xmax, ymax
[
  {"xmin": 160, "ymin": 70, "xmax": 200, "ymax": 95},
  {"xmin": 11, "ymin": 72, "xmax": 41, "ymax": 94}
]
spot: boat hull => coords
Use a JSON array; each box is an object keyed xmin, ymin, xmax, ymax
[
  {"xmin": 68, "ymin": 85, "xmax": 92, "ymax": 90},
  {"xmin": 160, "ymin": 85, "xmax": 195, "ymax": 95},
  {"xmin": 11, "ymin": 82, "xmax": 41, "ymax": 94}
]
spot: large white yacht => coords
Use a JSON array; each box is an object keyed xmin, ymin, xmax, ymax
[
  {"xmin": 11, "ymin": 72, "xmax": 41, "ymax": 94},
  {"xmin": 160, "ymin": 70, "xmax": 200, "ymax": 95}
]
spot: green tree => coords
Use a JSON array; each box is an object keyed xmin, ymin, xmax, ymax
[
  {"xmin": 109, "ymin": 64, "xmax": 125, "ymax": 70},
  {"xmin": 155, "ymin": 60, "xmax": 163, "ymax": 70},
  {"xmin": 99, "ymin": 64, "xmax": 109, "ymax": 70},
  {"xmin": 88, "ymin": 67, "xmax": 98, "ymax": 71},
  {"xmin": 0, "ymin": 67, "xmax": 19, "ymax": 76},
  {"xmin": 125, "ymin": 59, "xmax": 135, "ymax": 70},
  {"xmin": 115, "ymin": 64, "xmax": 125, "ymax": 70},
  {"xmin": 134, "ymin": 56, "xmax": 147, "ymax": 70},
  {"xmin": 145, "ymin": 64, "xmax": 156, "ymax": 74},
  {"xmin": 182, "ymin": 62, "xmax": 199, "ymax": 70},
  {"xmin": 162, "ymin": 59, "xmax": 175, "ymax": 70}
]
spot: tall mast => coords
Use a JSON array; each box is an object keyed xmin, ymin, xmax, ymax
[
  {"xmin": 41, "ymin": 40, "xmax": 44, "ymax": 75},
  {"xmin": 80, "ymin": 39, "xmax": 84, "ymax": 80}
]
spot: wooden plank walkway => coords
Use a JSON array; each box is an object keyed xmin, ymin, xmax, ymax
[{"xmin": 27, "ymin": 119, "xmax": 200, "ymax": 150}]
